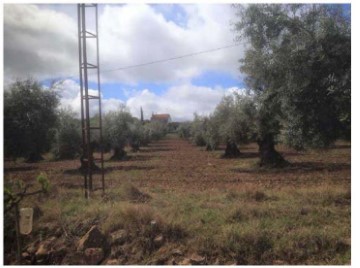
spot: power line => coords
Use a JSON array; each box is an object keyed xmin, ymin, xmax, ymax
[{"xmin": 100, "ymin": 43, "xmax": 242, "ymax": 73}]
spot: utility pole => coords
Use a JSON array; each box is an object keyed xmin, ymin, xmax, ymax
[{"xmin": 77, "ymin": 3, "xmax": 105, "ymax": 198}]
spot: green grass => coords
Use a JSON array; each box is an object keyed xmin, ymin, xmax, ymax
[{"xmin": 4, "ymin": 138, "xmax": 350, "ymax": 264}]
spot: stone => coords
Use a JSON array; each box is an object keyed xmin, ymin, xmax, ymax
[
  {"xmin": 190, "ymin": 254, "xmax": 205, "ymax": 265},
  {"xmin": 54, "ymin": 227, "xmax": 63, "ymax": 237},
  {"xmin": 84, "ymin": 247, "xmax": 104, "ymax": 265},
  {"xmin": 273, "ymin": 260, "xmax": 286, "ymax": 265},
  {"xmin": 77, "ymin": 225, "xmax": 108, "ymax": 252},
  {"xmin": 110, "ymin": 229, "xmax": 127, "ymax": 246},
  {"xmin": 167, "ymin": 258, "xmax": 177, "ymax": 265},
  {"xmin": 110, "ymin": 246, "xmax": 124, "ymax": 259},
  {"xmin": 171, "ymin": 249, "xmax": 183, "ymax": 256},
  {"xmin": 150, "ymin": 256, "xmax": 168, "ymax": 265},
  {"xmin": 26, "ymin": 243, "xmax": 38, "ymax": 255},
  {"xmin": 105, "ymin": 259, "xmax": 120, "ymax": 265},
  {"xmin": 225, "ymin": 261, "xmax": 237, "ymax": 265},
  {"xmin": 21, "ymin": 252, "xmax": 31, "ymax": 260},
  {"xmin": 153, "ymin": 234, "xmax": 164, "ymax": 247},
  {"xmin": 178, "ymin": 258, "xmax": 191, "ymax": 265},
  {"xmin": 61, "ymin": 252, "xmax": 87, "ymax": 265},
  {"xmin": 51, "ymin": 246, "xmax": 68, "ymax": 265},
  {"xmin": 300, "ymin": 207, "xmax": 309, "ymax": 215},
  {"xmin": 35, "ymin": 238, "xmax": 55, "ymax": 258}
]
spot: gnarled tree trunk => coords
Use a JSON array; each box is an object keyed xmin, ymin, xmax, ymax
[
  {"xmin": 26, "ymin": 152, "xmax": 44, "ymax": 163},
  {"xmin": 257, "ymin": 134, "xmax": 287, "ymax": 167},
  {"xmin": 223, "ymin": 141, "xmax": 241, "ymax": 158},
  {"xmin": 110, "ymin": 147, "xmax": 127, "ymax": 160}
]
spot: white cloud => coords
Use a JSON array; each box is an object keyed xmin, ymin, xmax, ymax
[
  {"xmin": 5, "ymin": 4, "xmax": 246, "ymax": 121},
  {"xmin": 4, "ymin": 4, "xmax": 78, "ymax": 81},
  {"xmin": 52, "ymin": 79, "xmax": 245, "ymax": 122},
  {"xmin": 53, "ymin": 79, "xmax": 124, "ymax": 117},
  {"xmin": 4, "ymin": 4, "xmax": 245, "ymax": 85},
  {"xmin": 126, "ymin": 84, "xmax": 246, "ymax": 121},
  {"xmin": 98, "ymin": 4, "xmax": 243, "ymax": 84}
]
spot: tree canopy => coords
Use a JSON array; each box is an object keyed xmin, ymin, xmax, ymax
[
  {"xmin": 4, "ymin": 78, "xmax": 59, "ymax": 162},
  {"xmin": 234, "ymin": 4, "xmax": 350, "ymax": 165}
]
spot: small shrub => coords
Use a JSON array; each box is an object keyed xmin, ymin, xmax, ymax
[
  {"xmin": 223, "ymin": 228, "xmax": 273, "ymax": 264},
  {"xmin": 228, "ymin": 208, "xmax": 247, "ymax": 223},
  {"xmin": 225, "ymin": 190, "xmax": 240, "ymax": 201},
  {"xmin": 253, "ymin": 191, "xmax": 267, "ymax": 201},
  {"xmin": 120, "ymin": 183, "xmax": 151, "ymax": 203}
]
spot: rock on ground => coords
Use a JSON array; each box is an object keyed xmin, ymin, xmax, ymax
[
  {"xmin": 77, "ymin": 225, "xmax": 108, "ymax": 252},
  {"xmin": 84, "ymin": 247, "xmax": 104, "ymax": 265}
]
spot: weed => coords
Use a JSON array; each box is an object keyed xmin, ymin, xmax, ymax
[
  {"xmin": 222, "ymin": 227, "xmax": 273, "ymax": 264},
  {"xmin": 228, "ymin": 208, "xmax": 247, "ymax": 223}
]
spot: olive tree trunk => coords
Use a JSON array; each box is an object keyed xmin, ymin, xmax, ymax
[
  {"xmin": 223, "ymin": 141, "xmax": 241, "ymax": 158},
  {"xmin": 257, "ymin": 134, "xmax": 287, "ymax": 167},
  {"xmin": 110, "ymin": 147, "xmax": 127, "ymax": 160},
  {"xmin": 26, "ymin": 152, "xmax": 44, "ymax": 163}
]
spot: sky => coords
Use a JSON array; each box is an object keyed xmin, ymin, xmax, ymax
[{"xmin": 4, "ymin": 3, "xmax": 247, "ymax": 121}]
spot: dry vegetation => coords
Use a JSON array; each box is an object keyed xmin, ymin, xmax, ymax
[{"xmin": 4, "ymin": 134, "xmax": 351, "ymax": 265}]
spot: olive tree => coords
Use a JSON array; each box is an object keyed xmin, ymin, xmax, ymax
[
  {"xmin": 234, "ymin": 4, "xmax": 350, "ymax": 166},
  {"xmin": 208, "ymin": 92, "xmax": 257, "ymax": 157},
  {"xmin": 103, "ymin": 107, "xmax": 133, "ymax": 160},
  {"xmin": 190, "ymin": 113, "xmax": 208, "ymax": 147},
  {"xmin": 4, "ymin": 79, "xmax": 59, "ymax": 162},
  {"xmin": 52, "ymin": 108, "xmax": 82, "ymax": 160}
]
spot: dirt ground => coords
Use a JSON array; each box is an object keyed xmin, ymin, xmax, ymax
[{"xmin": 3, "ymin": 134, "xmax": 351, "ymax": 265}]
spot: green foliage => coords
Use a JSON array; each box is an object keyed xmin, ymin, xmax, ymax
[
  {"xmin": 234, "ymin": 4, "xmax": 351, "ymax": 150},
  {"xmin": 128, "ymin": 119, "xmax": 146, "ymax": 151},
  {"xmin": 190, "ymin": 113, "xmax": 208, "ymax": 146},
  {"xmin": 4, "ymin": 78, "xmax": 59, "ymax": 161},
  {"xmin": 212, "ymin": 92, "xmax": 258, "ymax": 146},
  {"xmin": 177, "ymin": 122, "xmax": 192, "ymax": 139},
  {"xmin": 36, "ymin": 172, "xmax": 50, "ymax": 193},
  {"xmin": 103, "ymin": 106, "xmax": 134, "ymax": 158},
  {"xmin": 103, "ymin": 105, "xmax": 167, "ymax": 158},
  {"xmin": 52, "ymin": 108, "xmax": 81, "ymax": 159},
  {"xmin": 188, "ymin": 93, "xmax": 257, "ymax": 152},
  {"xmin": 144, "ymin": 121, "xmax": 167, "ymax": 141},
  {"xmin": 4, "ymin": 173, "xmax": 50, "ymax": 212}
]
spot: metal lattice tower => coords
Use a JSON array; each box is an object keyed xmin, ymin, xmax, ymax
[{"xmin": 77, "ymin": 3, "xmax": 105, "ymax": 198}]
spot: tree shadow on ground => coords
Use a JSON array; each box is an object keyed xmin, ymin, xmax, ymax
[
  {"xmin": 127, "ymin": 155, "xmax": 154, "ymax": 162},
  {"xmin": 104, "ymin": 165, "xmax": 155, "ymax": 173},
  {"xmin": 221, "ymin": 152, "xmax": 259, "ymax": 159},
  {"xmin": 58, "ymin": 182, "xmax": 84, "ymax": 189},
  {"xmin": 141, "ymin": 148, "xmax": 172, "ymax": 153},
  {"xmin": 327, "ymin": 144, "xmax": 351, "ymax": 150},
  {"xmin": 232, "ymin": 161, "xmax": 350, "ymax": 174},
  {"xmin": 4, "ymin": 166, "xmax": 38, "ymax": 172}
]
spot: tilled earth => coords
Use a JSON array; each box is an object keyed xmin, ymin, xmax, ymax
[{"xmin": 4, "ymin": 135, "xmax": 351, "ymax": 264}]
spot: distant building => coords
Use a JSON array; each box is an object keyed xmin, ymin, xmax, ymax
[{"xmin": 151, "ymin": 113, "xmax": 172, "ymax": 124}]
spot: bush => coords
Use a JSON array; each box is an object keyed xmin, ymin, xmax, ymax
[
  {"xmin": 52, "ymin": 108, "xmax": 81, "ymax": 160},
  {"xmin": 4, "ymin": 78, "xmax": 59, "ymax": 161},
  {"xmin": 177, "ymin": 122, "xmax": 192, "ymax": 139},
  {"xmin": 103, "ymin": 107, "xmax": 133, "ymax": 160},
  {"xmin": 144, "ymin": 121, "xmax": 167, "ymax": 141}
]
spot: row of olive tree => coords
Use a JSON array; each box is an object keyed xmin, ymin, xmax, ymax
[
  {"xmin": 4, "ymin": 78, "xmax": 167, "ymax": 162},
  {"xmin": 233, "ymin": 4, "xmax": 350, "ymax": 166},
  {"xmin": 102, "ymin": 105, "xmax": 167, "ymax": 160},
  {"xmin": 182, "ymin": 4, "xmax": 350, "ymax": 167},
  {"xmin": 180, "ymin": 92, "xmax": 257, "ymax": 158}
]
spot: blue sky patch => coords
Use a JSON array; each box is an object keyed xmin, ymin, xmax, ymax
[
  {"xmin": 151, "ymin": 4, "xmax": 188, "ymax": 28},
  {"xmin": 192, "ymin": 70, "xmax": 243, "ymax": 89}
]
